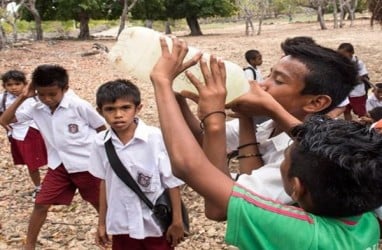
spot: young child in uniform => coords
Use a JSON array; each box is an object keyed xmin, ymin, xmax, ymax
[
  {"xmin": 149, "ymin": 36, "xmax": 382, "ymax": 249},
  {"xmin": 243, "ymin": 49, "xmax": 263, "ymax": 82},
  {"xmin": 0, "ymin": 70, "xmax": 47, "ymax": 197},
  {"xmin": 89, "ymin": 79, "xmax": 185, "ymax": 250},
  {"xmin": 0, "ymin": 64, "xmax": 106, "ymax": 250},
  {"xmin": 337, "ymin": 43, "xmax": 369, "ymax": 120},
  {"xmin": 366, "ymin": 82, "xmax": 382, "ymax": 112}
]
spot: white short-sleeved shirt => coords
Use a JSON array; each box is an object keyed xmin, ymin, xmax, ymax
[
  {"xmin": 366, "ymin": 94, "xmax": 382, "ymax": 112},
  {"xmin": 0, "ymin": 92, "xmax": 39, "ymax": 140},
  {"xmin": 337, "ymin": 97, "xmax": 349, "ymax": 107},
  {"xmin": 244, "ymin": 65, "xmax": 263, "ymax": 82},
  {"xmin": 226, "ymin": 119, "xmax": 293, "ymax": 204},
  {"xmin": 89, "ymin": 120, "xmax": 183, "ymax": 238},
  {"xmin": 15, "ymin": 92, "xmax": 105, "ymax": 172},
  {"xmin": 349, "ymin": 57, "xmax": 368, "ymax": 97}
]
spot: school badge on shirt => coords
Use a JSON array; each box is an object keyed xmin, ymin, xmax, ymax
[
  {"xmin": 68, "ymin": 123, "xmax": 79, "ymax": 134},
  {"xmin": 137, "ymin": 173, "xmax": 151, "ymax": 187}
]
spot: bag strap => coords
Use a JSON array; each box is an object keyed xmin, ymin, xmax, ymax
[
  {"xmin": 243, "ymin": 67, "xmax": 256, "ymax": 80},
  {"xmin": 104, "ymin": 138, "xmax": 155, "ymax": 210}
]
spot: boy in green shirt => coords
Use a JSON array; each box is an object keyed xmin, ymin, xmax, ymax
[{"xmin": 150, "ymin": 37, "xmax": 382, "ymax": 249}]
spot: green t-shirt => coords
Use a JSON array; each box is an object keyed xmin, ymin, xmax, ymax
[{"xmin": 226, "ymin": 184, "xmax": 379, "ymax": 250}]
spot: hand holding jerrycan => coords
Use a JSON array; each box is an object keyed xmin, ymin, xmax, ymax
[{"xmin": 108, "ymin": 26, "xmax": 249, "ymax": 103}]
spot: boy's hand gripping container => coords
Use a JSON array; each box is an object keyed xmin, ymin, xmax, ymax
[{"xmin": 108, "ymin": 26, "xmax": 249, "ymax": 103}]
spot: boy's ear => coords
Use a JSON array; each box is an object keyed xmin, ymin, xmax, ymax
[
  {"xmin": 136, "ymin": 104, "xmax": 143, "ymax": 113},
  {"xmin": 302, "ymin": 95, "xmax": 332, "ymax": 113},
  {"xmin": 290, "ymin": 177, "xmax": 305, "ymax": 201}
]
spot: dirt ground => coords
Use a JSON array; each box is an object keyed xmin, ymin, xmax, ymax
[{"xmin": 0, "ymin": 19, "xmax": 381, "ymax": 249}]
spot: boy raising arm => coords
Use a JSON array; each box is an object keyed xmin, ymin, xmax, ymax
[
  {"xmin": 0, "ymin": 65, "xmax": 106, "ymax": 250},
  {"xmin": 150, "ymin": 37, "xmax": 382, "ymax": 249}
]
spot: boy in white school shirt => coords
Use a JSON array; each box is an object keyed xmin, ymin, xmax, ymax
[
  {"xmin": 0, "ymin": 64, "xmax": 106, "ymax": 250},
  {"xmin": 89, "ymin": 79, "xmax": 184, "ymax": 250}
]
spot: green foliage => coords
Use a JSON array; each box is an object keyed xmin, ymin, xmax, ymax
[
  {"xmin": 131, "ymin": 0, "xmax": 167, "ymax": 20},
  {"xmin": 20, "ymin": 0, "xmax": 122, "ymax": 21},
  {"xmin": 271, "ymin": 0, "xmax": 298, "ymax": 16},
  {"xmin": 164, "ymin": 0, "xmax": 236, "ymax": 19},
  {"xmin": 356, "ymin": 0, "xmax": 368, "ymax": 13}
]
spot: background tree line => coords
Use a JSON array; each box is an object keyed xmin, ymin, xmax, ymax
[{"xmin": 0, "ymin": 0, "xmax": 381, "ymax": 50}]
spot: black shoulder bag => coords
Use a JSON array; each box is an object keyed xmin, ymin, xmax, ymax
[{"xmin": 104, "ymin": 138, "xmax": 190, "ymax": 235}]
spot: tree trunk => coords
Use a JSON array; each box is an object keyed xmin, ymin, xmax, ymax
[
  {"xmin": 339, "ymin": 0, "xmax": 345, "ymax": 27},
  {"xmin": 346, "ymin": 0, "xmax": 358, "ymax": 27},
  {"xmin": 333, "ymin": 0, "xmax": 339, "ymax": 28},
  {"xmin": 27, "ymin": 0, "xmax": 43, "ymax": 40},
  {"xmin": 0, "ymin": 24, "xmax": 6, "ymax": 50},
  {"xmin": 317, "ymin": 5, "xmax": 327, "ymax": 30},
  {"xmin": 186, "ymin": 16, "xmax": 202, "ymax": 36},
  {"xmin": 257, "ymin": 16, "xmax": 263, "ymax": 35},
  {"xmin": 144, "ymin": 19, "xmax": 153, "ymax": 28},
  {"xmin": 244, "ymin": 8, "xmax": 254, "ymax": 36},
  {"xmin": 165, "ymin": 20, "xmax": 172, "ymax": 34},
  {"xmin": 245, "ymin": 17, "xmax": 254, "ymax": 36},
  {"xmin": 78, "ymin": 11, "xmax": 90, "ymax": 40},
  {"xmin": 116, "ymin": 0, "xmax": 139, "ymax": 40}
]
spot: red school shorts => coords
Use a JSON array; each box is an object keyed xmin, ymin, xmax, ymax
[
  {"xmin": 346, "ymin": 95, "xmax": 367, "ymax": 117},
  {"xmin": 112, "ymin": 234, "xmax": 173, "ymax": 250},
  {"xmin": 9, "ymin": 127, "xmax": 47, "ymax": 172},
  {"xmin": 35, "ymin": 164, "xmax": 100, "ymax": 206}
]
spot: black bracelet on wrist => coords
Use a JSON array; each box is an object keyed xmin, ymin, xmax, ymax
[
  {"xmin": 200, "ymin": 111, "xmax": 226, "ymax": 130},
  {"xmin": 237, "ymin": 142, "xmax": 260, "ymax": 150}
]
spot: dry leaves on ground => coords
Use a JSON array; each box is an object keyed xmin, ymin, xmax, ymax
[{"xmin": 0, "ymin": 20, "xmax": 382, "ymax": 249}]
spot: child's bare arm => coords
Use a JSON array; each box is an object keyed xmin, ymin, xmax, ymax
[
  {"xmin": 0, "ymin": 95, "xmax": 26, "ymax": 126},
  {"xmin": 150, "ymin": 37, "xmax": 234, "ymax": 220},
  {"xmin": 174, "ymin": 92, "xmax": 203, "ymax": 145},
  {"xmin": 0, "ymin": 83, "xmax": 35, "ymax": 127},
  {"xmin": 96, "ymin": 180, "xmax": 111, "ymax": 249},
  {"xmin": 238, "ymin": 116, "xmax": 263, "ymax": 174},
  {"xmin": 166, "ymin": 187, "xmax": 184, "ymax": 247}
]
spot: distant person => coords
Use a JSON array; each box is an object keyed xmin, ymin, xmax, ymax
[
  {"xmin": 243, "ymin": 50, "xmax": 263, "ymax": 82},
  {"xmin": 366, "ymin": 83, "xmax": 382, "ymax": 112},
  {"xmin": 338, "ymin": 43, "xmax": 370, "ymax": 120},
  {"xmin": 358, "ymin": 106, "xmax": 382, "ymax": 126},
  {"xmin": 0, "ymin": 64, "xmax": 106, "ymax": 250},
  {"xmin": 0, "ymin": 70, "xmax": 47, "ymax": 198},
  {"xmin": 149, "ymin": 36, "xmax": 382, "ymax": 250},
  {"xmin": 90, "ymin": 79, "xmax": 185, "ymax": 250}
]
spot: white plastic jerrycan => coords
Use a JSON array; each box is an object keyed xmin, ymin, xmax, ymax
[{"xmin": 108, "ymin": 26, "xmax": 249, "ymax": 103}]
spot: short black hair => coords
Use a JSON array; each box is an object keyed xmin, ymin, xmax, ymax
[
  {"xmin": 338, "ymin": 43, "xmax": 355, "ymax": 54},
  {"xmin": 1, "ymin": 70, "xmax": 26, "ymax": 86},
  {"xmin": 31, "ymin": 64, "xmax": 68, "ymax": 89},
  {"xmin": 375, "ymin": 83, "xmax": 382, "ymax": 89},
  {"xmin": 244, "ymin": 50, "xmax": 261, "ymax": 64},
  {"xmin": 290, "ymin": 115, "xmax": 382, "ymax": 217},
  {"xmin": 282, "ymin": 36, "xmax": 316, "ymax": 46},
  {"xmin": 96, "ymin": 79, "xmax": 141, "ymax": 108},
  {"xmin": 281, "ymin": 41, "xmax": 358, "ymax": 114},
  {"xmin": 369, "ymin": 107, "xmax": 382, "ymax": 121}
]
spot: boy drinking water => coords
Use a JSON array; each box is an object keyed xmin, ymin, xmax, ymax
[
  {"xmin": 0, "ymin": 70, "xmax": 47, "ymax": 198},
  {"xmin": 0, "ymin": 64, "xmax": 106, "ymax": 250},
  {"xmin": 89, "ymin": 79, "xmax": 185, "ymax": 250},
  {"xmin": 149, "ymin": 36, "xmax": 382, "ymax": 249}
]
